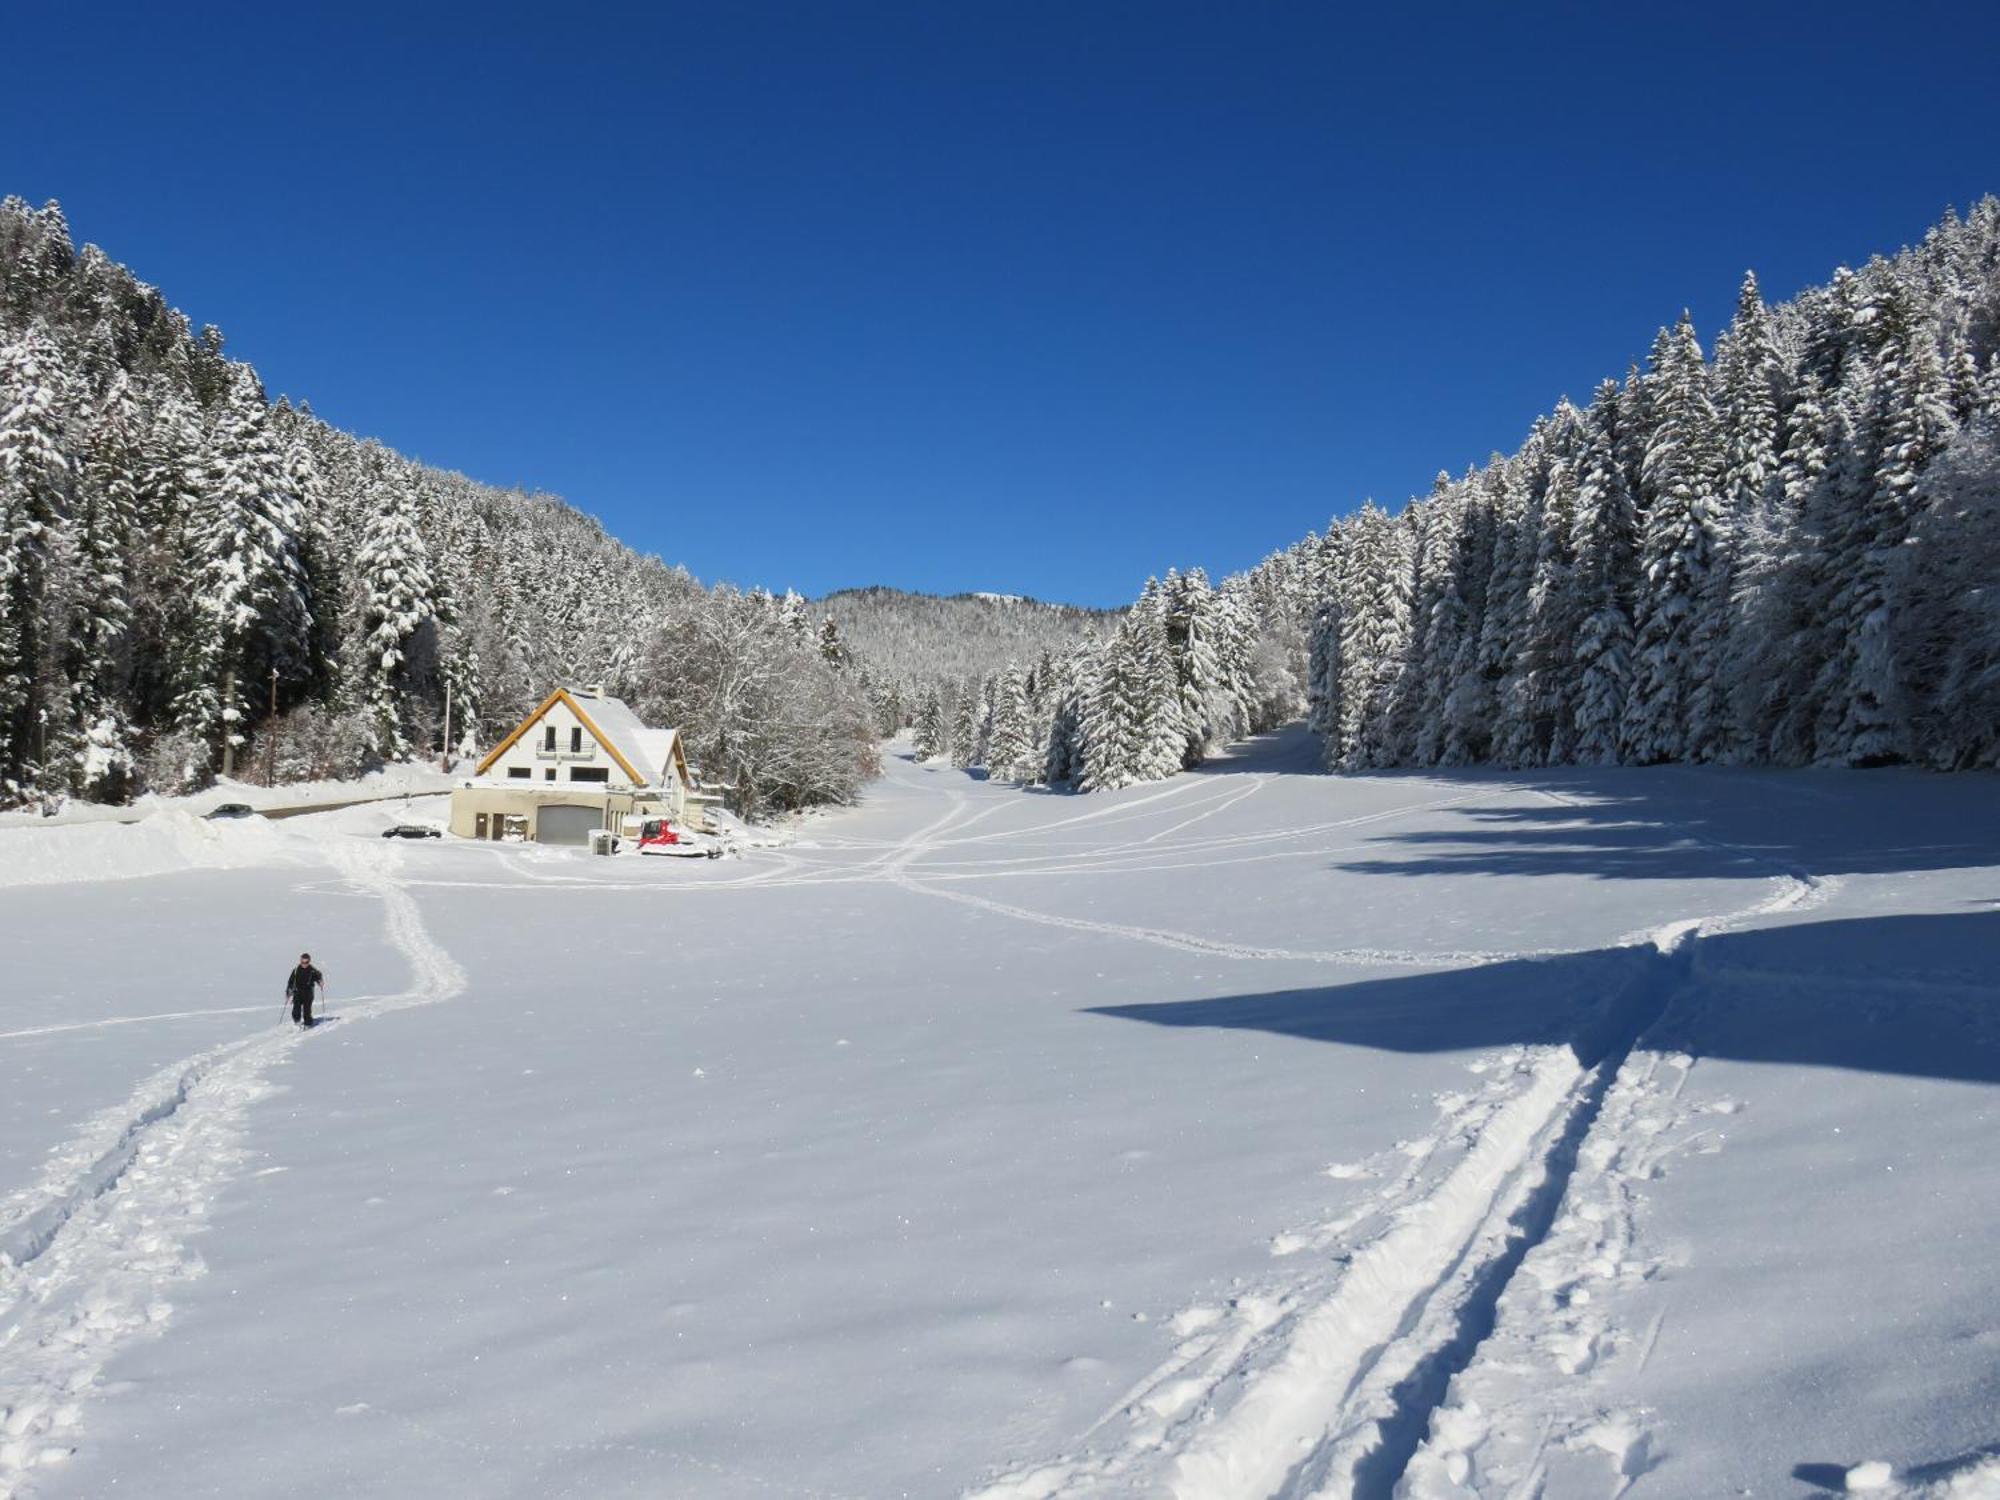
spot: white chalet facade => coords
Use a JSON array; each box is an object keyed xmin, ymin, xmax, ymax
[{"xmin": 449, "ymin": 686, "xmax": 700, "ymax": 845}]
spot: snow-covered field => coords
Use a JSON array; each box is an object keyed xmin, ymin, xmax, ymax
[{"xmin": 1, "ymin": 729, "xmax": 1995, "ymax": 1499}]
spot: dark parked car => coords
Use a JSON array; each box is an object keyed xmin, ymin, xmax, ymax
[
  {"xmin": 381, "ymin": 824, "xmax": 442, "ymax": 840},
  {"xmin": 205, "ymin": 802, "xmax": 256, "ymax": 820}
]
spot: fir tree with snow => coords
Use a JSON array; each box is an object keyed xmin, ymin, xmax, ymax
[
  {"xmin": 0, "ymin": 325, "xmax": 72, "ymax": 793},
  {"xmin": 1622, "ymin": 315, "xmax": 1723, "ymax": 764},
  {"xmin": 352, "ymin": 460, "xmax": 438, "ymax": 760}
]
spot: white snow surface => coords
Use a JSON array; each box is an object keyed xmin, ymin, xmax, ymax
[
  {"xmin": 0, "ymin": 727, "xmax": 1995, "ymax": 1499},
  {"xmin": 0, "ymin": 760, "xmax": 459, "ymax": 831}
]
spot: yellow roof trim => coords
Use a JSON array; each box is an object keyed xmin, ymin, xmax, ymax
[
  {"xmin": 474, "ymin": 688, "xmax": 566, "ymax": 776},
  {"xmin": 473, "ymin": 688, "xmax": 649, "ymax": 787}
]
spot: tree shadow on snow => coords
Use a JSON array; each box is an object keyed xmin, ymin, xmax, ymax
[
  {"xmin": 1328, "ymin": 773, "xmax": 1999, "ymax": 885},
  {"xmin": 1175, "ymin": 723, "xmax": 1997, "ymax": 887},
  {"xmin": 1087, "ymin": 911, "xmax": 2000, "ymax": 1087}
]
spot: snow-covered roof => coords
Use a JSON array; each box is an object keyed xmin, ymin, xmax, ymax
[
  {"xmin": 628, "ymin": 727, "xmax": 683, "ymax": 784},
  {"xmin": 475, "ymin": 688, "xmax": 687, "ymax": 788}
]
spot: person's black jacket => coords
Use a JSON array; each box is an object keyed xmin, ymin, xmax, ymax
[{"xmin": 285, "ymin": 964, "xmax": 323, "ymax": 999}]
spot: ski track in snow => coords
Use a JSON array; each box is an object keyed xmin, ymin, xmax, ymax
[
  {"xmin": 0, "ymin": 839, "xmax": 464, "ymax": 1495},
  {"xmin": 965, "ymin": 800, "xmax": 1838, "ymax": 1499}
]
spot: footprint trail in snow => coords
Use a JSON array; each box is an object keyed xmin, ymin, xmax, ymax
[{"xmin": 0, "ymin": 840, "xmax": 462, "ymax": 1496}]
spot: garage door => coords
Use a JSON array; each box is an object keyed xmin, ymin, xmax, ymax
[{"xmin": 536, "ymin": 803, "xmax": 601, "ymax": 846}]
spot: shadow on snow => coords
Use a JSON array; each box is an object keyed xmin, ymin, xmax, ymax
[{"xmin": 1087, "ymin": 911, "xmax": 2000, "ymax": 1087}]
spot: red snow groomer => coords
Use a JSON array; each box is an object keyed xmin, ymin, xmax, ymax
[{"xmin": 636, "ymin": 816, "xmax": 720, "ymax": 858}]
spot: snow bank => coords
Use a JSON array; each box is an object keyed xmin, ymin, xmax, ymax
[
  {"xmin": 0, "ymin": 807, "xmax": 300, "ymax": 889},
  {"xmin": 0, "ymin": 761, "xmax": 458, "ymax": 830}
]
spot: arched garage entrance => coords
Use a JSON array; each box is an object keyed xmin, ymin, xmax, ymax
[{"xmin": 536, "ymin": 803, "xmax": 603, "ymax": 846}]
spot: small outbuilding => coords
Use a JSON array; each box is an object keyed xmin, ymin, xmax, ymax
[{"xmin": 449, "ymin": 686, "xmax": 701, "ymax": 845}]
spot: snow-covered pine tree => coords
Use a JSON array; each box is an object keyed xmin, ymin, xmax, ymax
[
  {"xmin": 1712, "ymin": 273, "xmax": 1791, "ymax": 760},
  {"xmin": 1440, "ymin": 466, "xmax": 1503, "ymax": 763},
  {"xmin": 1569, "ymin": 382, "xmax": 1639, "ymax": 763},
  {"xmin": 1512, "ymin": 408, "xmax": 1585, "ymax": 764},
  {"xmin": 1303, "ymin": 528, "xmax": 1349, "ymax": 756},
  {"xmin": 0, "ymin": 326, "xmax": 72, "ymax": 792},
  {"xmin": 1408, "ymin": 474, "xmax": 1469, "ymax": 766},
  {"xmin": 1490, "ymin": 431, "xmax": 1554, "ymax": 767},
  {"xmin": 1895, "ymin": 414, "xmax": 2000, "ymax": 766},
  {"xmin": 352, "ymin": 458, "xmax": 438, "ymax": 759},
  {"xmin": 1622, "ymin": 314, "xmax": 1722, "ymax": 764},
  {"xmin": 169, "ymin": 366, "xmax": 312, "ymax": 765},
  {"xmin": 984, "ymin": 665, "xmax": 1034, "ymax": 782},
  {"xmin": 1126, "ymin": 583, "xmax": 1188, "ymax": 781},
  {"xmin": 1376, "ymin": 480, "xmax": 1440, "ymax": 763},
  {"xmin": 1042, "ymin": 650, "xmax": 1088, "ymax": 787},
  {"xmin": 1332, "ymin": 501, "xmax": 1414, "ymax": 768},
  {"xmin": 1160, "ymin": 566, "xmax": 1253, "ymax": 766},
  {"xmin": 1080, "ymin": 625, "xmax": 1146, "ymax": 792},
  {"xmin": 949, "ymin": 679, "xmax": 982, "ymax": 769},
  {"xmin": 818, "ymin": 616, "xmax": 850, "ymax": 670},
  {"xmin": 1822, "ymin": 276, "xmax": 1960, "ymax": 764},
  {"xmin": 911, "ymin": 685, "xmax": 948, "ymax": 760},
  {"xmin": 61, "ymin": 369, "xmax": 142, "ymax": 793},
  {"xmin": 1211, "ymin": 576, "xmax": 1267, "ymax": 732}
]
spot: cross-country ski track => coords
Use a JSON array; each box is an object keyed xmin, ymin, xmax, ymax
[{"xmin": 2, "ymin": 727, "xmax": 1995, "ymax": 1499}]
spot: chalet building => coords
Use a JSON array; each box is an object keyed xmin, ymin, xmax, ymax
[{"xmin": 449, "ymin": 686, "xmax": 709, "ymax": 845}]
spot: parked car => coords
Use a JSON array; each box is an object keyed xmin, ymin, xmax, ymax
[
  {"xmin": 206, "ymin": 803, "xmax": 256, "ymax": 820},
  {"xmin": 381, "ymin": 824, "xmax": 443, "ymax": 840}
]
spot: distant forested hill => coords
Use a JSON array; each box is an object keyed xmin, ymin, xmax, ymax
[{"xmin": 819, "ymin": 586, "xmax": 1116, "ymax": 699}]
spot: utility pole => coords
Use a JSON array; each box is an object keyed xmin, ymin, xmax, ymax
[
  {"xmin": 220, "ymin": 669, "xmax": 236, "ymax": 779},
  {"xmin": 265, "ymin": 668, "xmax": 279, "ymax": 787},
  {"xmin": 441, "ymin": 679, "xmax": 453, "ymax": 773}
]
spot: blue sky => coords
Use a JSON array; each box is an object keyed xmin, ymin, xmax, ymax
[{"xmin": 7, "ymin": 3, "xmax": 1998, "ymax": 605}]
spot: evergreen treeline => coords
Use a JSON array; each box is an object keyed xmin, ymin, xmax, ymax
[
  {"xmin": 11, "ymin": 195, "xmax": 1993, "ymax": 813},
  {"xmin": 0, "ymin": 198, "xmax": 876, "ymax": 814},
  {"xmin": 940, "ymin": 200, "xmax": 2000, "ymax": 789},
  {"xmin": 908, "ymin": 565, "xmax": 1302, "ymax": 789}
]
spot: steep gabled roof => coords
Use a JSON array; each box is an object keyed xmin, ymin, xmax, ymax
[
  {"xmin": 628, "ymin": 727, "xmax": 691, "ymax": 786},
  {"xmin": 475, "ymin": 688, "xmax": 682, "ymax": 787}
]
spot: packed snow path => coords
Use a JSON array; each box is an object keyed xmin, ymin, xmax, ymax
[{"xmin": 0, "ymin": 729, "xmax": 1995, "ymax": 1498}]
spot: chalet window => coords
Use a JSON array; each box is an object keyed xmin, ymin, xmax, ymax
[
  {"xmin": 545, "ymin": 767, "xmax": 557, "ymax": 781},
  {"xmin": 543, "ymin": 725, "xmax": 557, "ymax": 751},
  {"xmin": 570, "ymin": 766, "xmax": 610, "ymax": 784},
  {"xmin": 570, "ymin": 726, "xmax": 583, "ymax": 753},
  {"xmin": 508, "ymin": 767, "xmax": 531, "ymax": 780}
]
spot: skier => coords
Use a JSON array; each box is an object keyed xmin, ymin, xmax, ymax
[{"xmin": 285, "ymin": 952, "xmax": 325, "ymax": 1028}]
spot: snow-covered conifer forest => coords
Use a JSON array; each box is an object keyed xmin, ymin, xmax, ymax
[
  {"xmin": 6, "ymin": 197, "xmax": 1997, "ymax": 818},
  {"xmin": 936, "ymin": 199, "xmax": 2000, "ymax": 789},
  {"xmin": 0, "ymin": 198, "xmax": 878, "ymax": 815}
]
